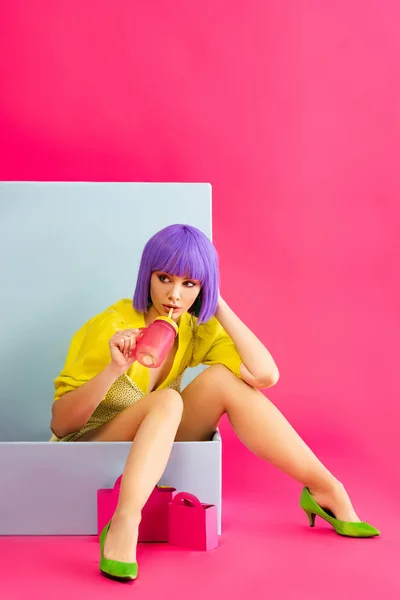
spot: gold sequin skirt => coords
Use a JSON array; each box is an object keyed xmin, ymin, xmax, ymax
[{"xmin": 50, "ymin": 373, "xmax": 183, "ymax": 442}]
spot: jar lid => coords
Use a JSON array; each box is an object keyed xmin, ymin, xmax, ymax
[{"xmin": 155, "ymin": 316, "xmax": 179, "ymax": 334}]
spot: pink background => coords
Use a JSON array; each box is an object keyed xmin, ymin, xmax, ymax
[{"xmin": 1, "ymin": 2, "xmax": 399, "ymax": 597}]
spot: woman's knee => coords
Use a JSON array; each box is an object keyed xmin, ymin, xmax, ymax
[
  {"xmin": 190, "ymin": 364, "xmax": 260, "ymax": 411},
  {"xmin": 185, "ymin": 365, "xmax": 244, "ymax": 412},
  {"xmin": 151, "ymin": 388, "xmax": 184, "ymax": 419},
  {"xmin": 195, "ymin": 364, "xmax": 239, "ymax": 388}
]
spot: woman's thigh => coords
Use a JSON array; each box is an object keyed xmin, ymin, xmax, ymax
[
  {"xmin": 76, "ymin": 388, "xmax": 182, "ymax": 442},
  {"xmin": 175, "ymin": 364, "xmax": 241, "ymax": 442}
]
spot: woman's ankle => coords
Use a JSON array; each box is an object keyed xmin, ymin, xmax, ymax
[
  {"xmin": 308, "ymin": 477, "xmax": 343, "ymax": 496},
  {"xmin": 113, "ymin": 506, "xmax": 142, "ymax": 526}
]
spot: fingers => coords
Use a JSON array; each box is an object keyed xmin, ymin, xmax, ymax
[
  {"xmin": 113, "ymin": 329, "xmax": 140, "ymax": 360},
  {"xmin": 119, "ymin": 332, "xmax": 132, "ymax": 359},
  {"xmin": 124, "ymin": 329, "xmax": 142, "ymax": 358}
]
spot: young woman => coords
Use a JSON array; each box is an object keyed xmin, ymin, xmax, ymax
[{"xmin": 50, "ymin": 224, "xmax": 379, "ymax": 581}]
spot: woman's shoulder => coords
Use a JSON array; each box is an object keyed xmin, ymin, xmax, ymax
[
  {"xmin": 188, "ymin": 314, "xmax": 236, "ymax": 368},
  {"xmin": 190, "ymin": 314, "xmax": 224, "ymax": 344},
  {"xmin": 85, "ymin": 298, "xmax": 143, "ymax": 332}
]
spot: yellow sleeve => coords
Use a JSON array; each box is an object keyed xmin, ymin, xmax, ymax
[
  {"xmin": 53, "ymin": 309, "xmax": 127, "ymax": 401},
  {"xmin": 190, "ymin": 317, "xmax": 243, "ymax": 379}
]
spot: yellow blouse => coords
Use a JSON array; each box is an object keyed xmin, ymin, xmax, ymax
[{"xmin": 54, "ymin": 298, "xmax": 242, "ymax": 401}]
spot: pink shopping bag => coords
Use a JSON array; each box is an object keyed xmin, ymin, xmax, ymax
[
  {"xmin": 97, "ymin": 475, "xmax": 176, "ymax": 542},
  {"xmin": 168, "ymin": 492, "xmax": 218, "ymax": 551}
]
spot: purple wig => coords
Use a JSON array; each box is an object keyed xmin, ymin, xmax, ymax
[{"xmin": 133, "ymin": 224, "xmax": 219, "ymax": 324}]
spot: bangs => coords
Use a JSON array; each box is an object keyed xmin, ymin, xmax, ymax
[{"xmin": 151, "ymin": 234, "xmax": 208, "ymax": 284}]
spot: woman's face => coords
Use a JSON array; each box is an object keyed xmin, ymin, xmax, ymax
[{"xmin": 149, "ymin": 271, "xmax": 201, "ymax": 321}]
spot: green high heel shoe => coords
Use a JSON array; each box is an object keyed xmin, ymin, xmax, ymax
[
  {"xmin": 300, "ymin": 487, "xmax": 380, "ymax": 538},
  {"xmin": 99, "ymin": 521, "xmax": 139, "ymax": 581}
]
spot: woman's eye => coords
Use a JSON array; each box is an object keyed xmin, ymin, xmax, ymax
[{"xmin": 158, "ymin": 274, "xmax": 197, "ymax": 288}]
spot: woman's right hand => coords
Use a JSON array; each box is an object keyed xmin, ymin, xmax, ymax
[{"xmin": 108, "ymin": 328, "xmax": 143, "ymax": 372}]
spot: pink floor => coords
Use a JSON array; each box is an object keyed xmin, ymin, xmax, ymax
[{"xmin": 2, "ymin": 443, "xmax": 399, "ymax": 599}]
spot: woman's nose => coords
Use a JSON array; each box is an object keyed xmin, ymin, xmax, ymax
[{"xmin": 168, "ymin": 286, "xmax": 180, "ymax": 302}]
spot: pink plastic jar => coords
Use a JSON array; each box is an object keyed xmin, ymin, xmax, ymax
[{"xmin": 133, "ymin": 316, "xmax": 178, "ymax": 368}]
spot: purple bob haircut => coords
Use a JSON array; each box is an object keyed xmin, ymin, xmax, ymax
[{"xmin": 133, "ymin": 224, "xmax": 219, "ymax": 324}]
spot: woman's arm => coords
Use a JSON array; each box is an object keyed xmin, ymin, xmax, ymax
[
  {"xmin": 215, "ymin": 297, "xmax": 279, "ymax": 389},
  {"xmin": 50, "ymin": 327, "xmax": 141, "ymax": 438},
  {"xmin": 50, "ymin": 362, "xmax": 124, "ymax": 438}
]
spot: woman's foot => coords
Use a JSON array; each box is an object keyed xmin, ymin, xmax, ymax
[
  {"xmin": 104, "ymin": 510, "xmax": 140, "ymax": 563},
  {"xmin": 308, "ymin": 480, "xmax": 361, "ymax": 522}
]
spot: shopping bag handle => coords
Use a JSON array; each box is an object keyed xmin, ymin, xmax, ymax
[
  {"xmin": 113, "ymin": 475, "xmax": 123, "ymax": 489},
  {"xmin": 111, "ymin": 476, "xmax": 175, "ymax": 493},
  {"xmin": 171, "ymin": 492, "xmax": 203, "ymax": 509}
]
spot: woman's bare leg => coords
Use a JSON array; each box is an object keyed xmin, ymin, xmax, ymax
[
  {"xmin": 176, "ymin": 365, "xmax": 360, "ymax": 522},
  {"xmin": 79, "ymin": 388, "xmax": 183, "ymax": 562}
]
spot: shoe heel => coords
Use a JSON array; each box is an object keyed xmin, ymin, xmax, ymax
[{"xmin": 305, "ymin": 510, "xmax": 316, "ymax": 527}]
